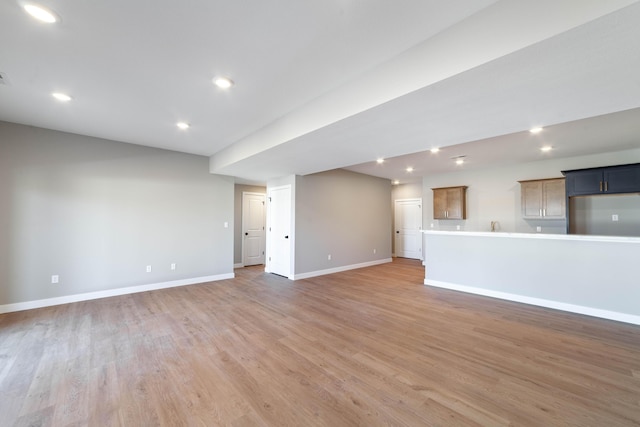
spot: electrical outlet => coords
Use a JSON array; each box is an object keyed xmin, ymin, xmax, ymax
[
  {"xmin": 456, "ymin": 225, "xmax": 461, "ymax": 230},
  {"xmin": 536, "ymin": 226, "xmax": 542, "ymax": 232},
  {"xmin": 146, "ymin": 265, "xmax": 152, "ymax": 273},
  {"xmin": 327, "ymin": 254, "xmax": 331, "ymax": 261},
  {"xmin": 170, "ymin": 263, "xmax": 176, "ymax": 270},
  {"xmin": 224, "ymin": 221, "xmax": 229, "ymax": 228},
  {"xmin": 51, "ymin": 275, "xmax": 59, "ymax": 284},
  {"xmin": 612, "ymin": 214, "xmax": 619, "ymax": 222}
]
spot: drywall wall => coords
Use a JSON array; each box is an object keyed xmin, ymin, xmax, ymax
[
  {"xmin": 423, "ymin": 231, "xmax": 640, "ymax": 324},
  {"xmin": 0, "ymin": 121, "xmax": 234, "ymax": 307},
  {"xmin": 423, "ymin": 148, "xmax": 640, "ymax": 234},
  {"xmin": 294, "ymin": 169, "xmax": 392, "ymax": 276},
  {"xmin": 233, "ymin": 184, "xmax": 266, "ymax": 265},
  {"xmin": 570, "ymin": 194, "xmax": 640, "ymax": 236},
  {"xmin": 392, "ymin": 181, "xmax": 423, "ymax": 200}
]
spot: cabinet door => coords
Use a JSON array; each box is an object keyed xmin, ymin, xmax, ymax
[
  {"xmin": 446, "ymin": 187, "xmax": 466, "ymax": 219},
  {"xmin": 605, "ymin": 165, "xmax": 640, "ymax": 193},
  {"xmin": 566, "ymin": 169, "xmax": 603, "ymax": 196},
  {"xmin": 433, "ymin": 189, "xmax": 448, "ymax": 219},
  {"xmin": 542, "ymin": 179, "xmax": 566, "ymax": 218},
  {"xmin": 521, "ymin": 181, "xmax": 543, "ymax": 218}
]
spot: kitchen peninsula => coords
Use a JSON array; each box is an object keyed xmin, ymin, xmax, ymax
[{"xmin": 422, "ymin": 230, "xmax": 640, "ymax": 325}]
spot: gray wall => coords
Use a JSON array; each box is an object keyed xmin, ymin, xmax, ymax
[
  {"xmin": 570, "ymin": 194, "xmax": 640, "ymax": 236},
  {"xmin": 0, "ymin": 121, "xmax": 234, "ymax": 306},
  {"xmin": 423, "ymin": 148, "xmax": 640, "ymax": 234},
  {"xmin": 294, "ymin": 169, "xmax": 392, "ymax": 275},
  {"xmin": 233, "ymin": 184, "xmax": 266, "ymax": 265},
  {"xmin": 424, "ymin": 232, "xmax": 640, "ymax": 321}
]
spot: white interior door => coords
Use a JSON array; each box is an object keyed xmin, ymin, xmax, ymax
[
  {"xmin": 267, "ymin": 185, "xmax": 291, "ymax": 277},
  {"xmin": 242, "ymin": 192, "xmax": 266, "ymax": 266},
  {"xmin": 395, "ymin": 198, "xmax": 423, "ymax": 259}
]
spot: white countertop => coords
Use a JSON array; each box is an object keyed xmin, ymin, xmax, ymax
[{"xmin": 421, "ymin": 229, "xmax": 640, "ymax": 243}]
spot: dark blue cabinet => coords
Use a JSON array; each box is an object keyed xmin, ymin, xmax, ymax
[{"xmin": 563, "ymin": 164, "xmax": 640, "ymax": 196}]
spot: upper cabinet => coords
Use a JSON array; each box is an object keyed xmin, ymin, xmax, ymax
[
  {"xmin": 432, "ymin": 186, "xmax": 467, "ymax": 220},
  {"xmin": 518, "ymin": 178, "xmax": 565, "ymax": 219},
  {"xmin": 562, "ymin": 163, "xmax": 640, "ymax": 196}
]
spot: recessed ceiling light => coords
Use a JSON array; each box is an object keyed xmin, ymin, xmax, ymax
[
  {"xmin": 51, "ymin": 92, "xmax": 72, "ymax": 102},
  {"xmin": 430, "ymin": 147, "xmax": 440, "ymax": 153},
  {"xmin": 376, "ymin": 158, "xmax": 384, "ymax": 164},
  {"xmin": 393, "ymin": 180, "xmax": 400, "ymax": 185},
  {"xmin": 406, "ymin": 167, "xmax": 414, "ymax": 173},
  {"xmin": 540, "ymin": 145, "xmax": 552, "ymax": 152},
  {"xmin": 530, "ymin": 127, "xmax": 543, "ymax": 134},
  {"xmin": 213, "ymin": 77, "xmax": 234, "ymax": 89},
  {"xmin": 456, "ymin": 158, "xmax": 465, "ymax": 165},
  {"xmin": 22, "ymin": 3, "xmax": 58, "ymax": 23},
  {"xmin": 176, "ymin": 122, "xmax": 190, "ymax": 130}
]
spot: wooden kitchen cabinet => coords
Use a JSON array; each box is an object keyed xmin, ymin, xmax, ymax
[
  {"xmin": 519, "ymin": 178, "xmax": 566, "ymax": 219},
  {"xmin": 432, "ymin": 186, "xmax": 467, "ymax": 219}
]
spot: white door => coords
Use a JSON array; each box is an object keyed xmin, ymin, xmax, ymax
[
  {"xmin": 395, "ymin": 198, "xmax": 423, "ymax": 259},
  {"xmin": 242, "ymin": 192, "xmax": 266, "ymax": 266},
  {"xmin": 267, "ymin": 185, "xmax": 291, "ymax": 277}
]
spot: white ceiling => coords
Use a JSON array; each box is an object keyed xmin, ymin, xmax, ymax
[{"xmin": 2, "ymin": 0, "xmax": 640, "ymax": 185}]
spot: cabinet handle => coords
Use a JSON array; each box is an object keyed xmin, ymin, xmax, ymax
[
  {"xmin": 599, "ymin": 181, "xmax": 603, "ymax": 192},
  {"xmin": 605, "ymin": 181, "xmax": 608, "ymax": 192}
]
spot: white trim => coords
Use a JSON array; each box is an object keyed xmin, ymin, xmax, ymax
[
  {"xmin": 394, "ymin": 198, "xmax": 423, "ymax": 203},
  {"xmin": 266, "ymin": 184, "xmax": 293, "ymax": 278},
  {"xmin": 422, "ymin": 229, "xmax": 640, "ymax": 244},
  {"xmin": 0, "ymin": 273, "xmax": 235, "ymax": 314},
  {"xmin": 394, "ymin": 198, "xmax": 424, "ymax": 260},
  {"xmin": 241, "ymin": 191, "xmax": 266, "ymax": 267},
  {"xmin": 424, "ymin": 279, "xmax": 640, "ymax": 326},
  {"xmin": 293, "ymin": 258, "xmax": 392, "ymax": 280}
]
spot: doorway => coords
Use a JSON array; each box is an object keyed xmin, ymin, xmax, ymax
[
  {"xmin": 394, "ymin": 198, "xmax": 423, "ymax": 260},
  {"xmin": 242, "ymin": 192, "xmax": 266, "ymax": 266},
  {"xmin": 267, "ymin": 185, "xmax": 292, "ymax": 278}
]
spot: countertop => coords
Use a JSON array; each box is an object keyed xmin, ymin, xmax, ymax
[{"xmin": 421, "ymin": 229, "xmax": 640, "ymax": 243}]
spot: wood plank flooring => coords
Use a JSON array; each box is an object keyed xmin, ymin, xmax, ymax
[{"xmin": 1, "ymin": 258, "xmax": 639, "ymax": 426}]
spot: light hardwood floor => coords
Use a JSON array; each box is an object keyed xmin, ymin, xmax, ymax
[{"xmin": 1, "ymin": 258, "xmax": 639, "ymax": 426}]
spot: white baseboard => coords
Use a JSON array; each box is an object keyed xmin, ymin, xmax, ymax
[
  {"xmin": 424, "ymin": 279, "xmax": 640, "ymax": 326},
  {"xmin": 293, "ymin": 258, "xmax": 392, "ymax": 280},
  {"xmin": 0, "ymin": 273, "xmax": 235, "ymax": 314},
  {"xmin": 233, "ymin": 263, "xmax": 244, "ymax": 268}
]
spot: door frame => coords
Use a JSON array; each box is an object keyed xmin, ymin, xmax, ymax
[
  {"xmin": 394, "ymin": 198, "xmax": 423, "ymax": 260},
  {"xmin": 266, "ymin": 184, "xmax": 293, "ymax": 279},
  {"xmin": 241, "ymin": 191, "xmax": 266, "ymax": 267}
]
